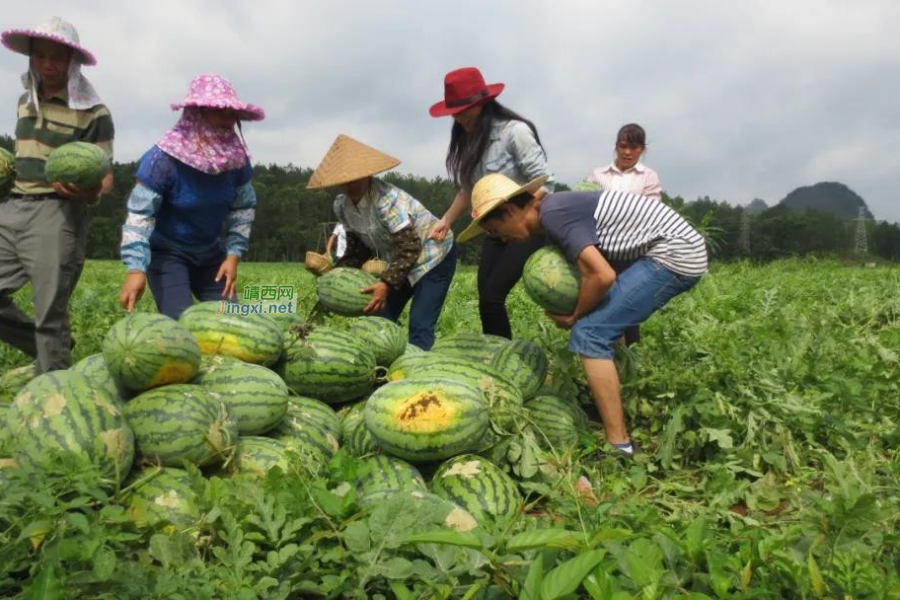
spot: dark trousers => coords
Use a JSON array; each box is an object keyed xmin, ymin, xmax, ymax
[
  {"xmin": 382, "ymin": 245, "xmax": 457, "ymax": 351},
  {"xmin": 477, "ymin": 234, "xmax": 546, "ymax": 339},
  {"xmin": 147, "ymin": 246, "xmax": 226, "ymax": 320}
]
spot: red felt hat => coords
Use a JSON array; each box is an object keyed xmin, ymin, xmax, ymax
[{"xmin": 429, "ymin": 67, "xmax": 505, "ymax": 118}]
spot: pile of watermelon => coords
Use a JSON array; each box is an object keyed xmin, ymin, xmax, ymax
[{"xmin": 0, "ymin": 296, "xmax": 589, "ymax": 532}]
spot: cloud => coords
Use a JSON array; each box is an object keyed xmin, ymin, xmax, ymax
[{"xmin": 3, "ymin": 0, "xmax": 898, "ymax": 220}]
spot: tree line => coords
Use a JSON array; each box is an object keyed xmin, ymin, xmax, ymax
[{"xmin": 3, "ymin": 135, "xmax": 899, "ymax": 264}]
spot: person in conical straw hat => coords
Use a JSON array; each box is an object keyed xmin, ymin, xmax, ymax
[
  {"xmin": 308, "ymin": 134, "xmax": 457, "ymax": 350},
  {"xmin": 118, "ymin": 73, "xmax": 265, "ymax": 319},
  {"xmin": 462, "ymin": 173, "xmax": 708, "ymax": 457},
  {"xmin": 0, "ymin": 16, "xmax": 114, "ymax": 375}
]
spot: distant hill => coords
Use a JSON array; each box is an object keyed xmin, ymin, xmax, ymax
[
  {"xmin": 778, "ymin": 182, "xmax": 873, "ymax": 220},
  {"xmin": 745, "ymin": 198, "xmax": 769, "ymax": 215}
]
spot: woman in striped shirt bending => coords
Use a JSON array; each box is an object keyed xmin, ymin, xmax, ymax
[{"xmin": 458, "ymin": 174, "xmax": 707, "ymax": 457}]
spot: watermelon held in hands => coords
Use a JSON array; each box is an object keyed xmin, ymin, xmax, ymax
[
  {"xmin": 316, "ymin": 268, "xmax": 380, "ymax": 316},
  {"xmin": 0, "ymin": 147, "xmax": 15, "ymax": 197},
  {"xmin": 103, "ymin": 313, "xmax": 201, "ymax": 394},
  {"xmin": 522, "ymin": 246, "xmax": 581, "ymax": 315},
  {"xmin": 44, "ymin": 141, "xmax": 111, "ymax": 190}
]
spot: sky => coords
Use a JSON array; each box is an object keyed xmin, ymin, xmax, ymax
[{"xmin": 3, "ymin": 1, "xmax": 899, "ymax": 221}]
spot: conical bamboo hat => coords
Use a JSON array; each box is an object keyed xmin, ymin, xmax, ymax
[{"xmin": 306, "ymin": 134, "xmax": 401, "ymax": 189}]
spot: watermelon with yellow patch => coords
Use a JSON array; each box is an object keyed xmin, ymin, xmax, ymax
[
  {"xmin": 124, "ymin": 467, "xmax": 200, "ymax": 529},
  {"xmin": 363, "ymin": 377, "xmax": 489, "ymax": 462},
  {"xmin": 5, "ymin": 371, "xmax": 134, "ymax": 485},
  {"xmin": 358, "ymin": 489, "xmax": 480, "ymax": 533},
  {"xmin": 103, "ymin": 313, "xmax": 201, "ymax": 394},
  {"xmin": 179, "ymin": 301, "xmax": 283, "ymax": 365}
]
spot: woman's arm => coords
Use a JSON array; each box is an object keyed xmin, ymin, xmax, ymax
[{"xmin": 429, "ymin": 189, "xmax": 471, "ymax": 241}]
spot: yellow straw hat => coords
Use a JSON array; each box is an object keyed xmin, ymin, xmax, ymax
[
  {"xmin": 306, "ymin": 134, "xmax": 401, "ymax": 189},
  {"xmin": 456, "ymin": 174, "xmax": 549, "ymax": 243}
]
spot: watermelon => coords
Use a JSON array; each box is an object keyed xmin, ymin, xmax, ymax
[
  {"xmin": 5, "ymin": 371, "xmax": 134, "ymax": 484},
  {"xmin": 363, "ymin": 377, "xmax": 489, "ymax": 462},
  {"xmin": 0, "ymin": 364, "xmax": 34, "ymax": 405},
  {"xmin": 124, "ymin": 467, "xmax": 200, "ymax": 529},
  {"xmin": 358, "ymin": 489, "xmax": 479, "ymax": 532},
  {"xmin": 194, "ymin": 357, "xmax": 289, "ymax": 435},
  {"xmin": 522, "ymin": 246, "xmax": 581, "ymax": 315},
  {"xmin": 279, "ymin": 327, "xmax": 377, "ymax": 404},
  {"xmin": 386, "ymin": 351, "xmax": 432, "ymax": 382},
  {"xmin": 356, "ymin": 455, "xmax": 426, "ymax": 498},
  {"xmin": 526, "ymin": 395, "xmax": 588, "ymax": 449},
  {"xmin": 387, "ymin": 353, "xmax": 524, "ymax": 428},
  {"xmin": 44, "ymin": 141, "xmax": 111, "ymax": 190},
  {"xmin": 345, "ymin": 417, "xmax": 381, "ymax": 456},
  {"xmin": 346, "ymin": 316, "xmax": 407, "ymax": 367},
  {"xmin": 316, "ymin": 267, "xmax": 379, "ymax": 316},
  {"xmin": 71, "ymin": 353, "xmax": 128, "ymax": 399},
  {"xmin": 339, "ymin": 401, "xmax": 367, "ymax": 441},
  {"xmin": 103, "ymin": 313, "xmax": 201, "ymax": 393},
  {"xmin": 431, "ymin": 332, "xmax": 510, "ymax": 365},
  {"xmin": 272, "ymin": 396, "xmax": 341, "ymax": 458},
  {"xmin": 124, "ymin": 384, "xmax": 238, "ymax": 468},
  {"xmin": 431, "ymin": 455, "xmax": 522, "ymax": 525},
  {"xmin": 0, "ymin": 147, "xmax": 15, "ymax": 197},
  {"xmin": 491, "ymin": 340, "xmax": 549, "ymax": 400},
  {"xmin": 179, "ymin": 301, "xmax": 283, "ymax": 365},
  {"xmin": 231, "ymin": 436, "xmax": 293, "ymax": 478}
]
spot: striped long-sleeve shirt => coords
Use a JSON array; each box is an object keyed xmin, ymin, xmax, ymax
[
  {"xmin": 12, "ymin": 91, "xmax": 114, "ymax": 195},
  {"xmin": 539, "ymin": 190, "xmax": 708, "ymax": 277},
  {"xmin": 120, "ymin": 146, "xmax": 256, "ymax": 272}
]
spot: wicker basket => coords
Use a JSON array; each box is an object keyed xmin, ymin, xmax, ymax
[
  {"xmin": 361, "ymin": 258, "xmax": 388, "ymax": 277},
  {"xmin": 305, "ymin": 251, "xmax": 333, "ymax": 276}
]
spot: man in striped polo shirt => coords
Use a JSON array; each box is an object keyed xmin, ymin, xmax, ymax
[
  {"xmin": 458, "ymin": 173, "xmax": 707, "ymax": 457},
  {"xmin": 0, "ymin": 17, "xmax": 114, "ymax": 374}
]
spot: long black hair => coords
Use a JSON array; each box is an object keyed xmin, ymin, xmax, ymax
[{"xmin": 445, "ymin": 100, "xmax": 543, "ymax": 191}]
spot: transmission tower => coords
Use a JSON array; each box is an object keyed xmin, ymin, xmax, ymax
[
  {"xmin": 738, "ymin": 209, "xmax": 751, "ymax": 255},
  {"xmin": 854, "ymin": 206, "xmax": 868, "ymax": 255}
]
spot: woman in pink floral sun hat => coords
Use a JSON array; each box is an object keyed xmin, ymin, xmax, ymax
[{"xmin": 118, "ymin": 74, "xmax": 265, "ymax": 319}]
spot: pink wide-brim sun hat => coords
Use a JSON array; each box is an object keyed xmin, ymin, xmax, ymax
[
  {"xmin": 171, "ymin": 73, "xmax": 266, "ymax": 122},
  {"xmin": 2, "ymin": 16, "xmax": 97, "ymax": 66}
]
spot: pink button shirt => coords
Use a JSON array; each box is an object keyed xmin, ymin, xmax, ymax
[{"xmin": 586, "ymin": 162, "xmax": 662, "ymax": 201}]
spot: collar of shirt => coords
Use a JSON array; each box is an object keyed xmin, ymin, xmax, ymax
[{"xmin": 603, "ymin": 161, "xmax": 646, "ymax": 175}]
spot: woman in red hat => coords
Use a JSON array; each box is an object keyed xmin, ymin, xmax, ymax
[{"xmin": 429, "ymin": 67, "xmax": 554, "ymax": 339}]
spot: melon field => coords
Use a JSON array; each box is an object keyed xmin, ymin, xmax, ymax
[{"xmin": 0, "ymin": 259, "xmax": 898, "ymax": 600}]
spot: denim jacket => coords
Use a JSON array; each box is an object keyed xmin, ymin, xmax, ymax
[{"xmin": 465, "ymin": 119, "xmax": 555, "ymax": 194}]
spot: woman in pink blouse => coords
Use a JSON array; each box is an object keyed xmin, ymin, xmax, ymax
[{"xmin": 586, "ymin": 123, "xmax": 662, "ymax": 201}]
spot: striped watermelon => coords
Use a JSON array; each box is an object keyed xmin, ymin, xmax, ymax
[
  {"xmin": 339, "ymin": 401, "xmax": 366, "ymax": 441},
  {"xmin": 0, "ymin": 364, "xmax": 34, "ymax": 405},
  {"xmin": 346, "ymin": 316, "xmax": 407, "ymax": 366},
  {"xmin": 279, "ymin": 327, "xmax": 377, "ymax": 404},
  {"xmin": 124, "ymin": 467, "xmax": 200, "ymax": 529},
  {"xmin": 124, "ymin": 384, "xmax": 238, "ymax": 467},
  {"xmin": 522, "ymin": 246, "xmax": 581, "ymax": 314},
  {"xmin": 386, "ymin": 351, "xmax": 432, "ymax": 382},
  {"xmin": 431, "ymin": 454, "xmax": 522, "ymax": 525},
  {"xmin": 71, "ymin": 353, "xmax": 128, "ymax": 400},
  {"xmin": 272, "ymin": 396, "xmax": 341, "ymax": 458},
  {"xmin": 345, "ymin": 417, "xmax": 381, "ymax": 456},
  {"xmin": 44, "ymin": 141, "xmax": 111, "ymax": 190},
  {"xmin": 316, "ymin": 267, "xmax": 380, "ymax": 316},
  {"xmin": 526, "ymin": 395, "xmax": 588, "ymax": 449},
  {"xmin": 431, "ymin": 332, "xmax": 510, "ymax": 365},
  {"xmin": 194, "ymin": 357, "xmax": 288, "ymax": 435},
  {"xmin": 363, "ymin": 377, "xmax": 489, "ymax": 462},
  {"xmin": 358, "ymin": 489, "xmax": 479, "ymax": 532},
  {"xmin": 356, "ymin": 455, "xmax": 426, "ymax": 498},
  {"xmin": 387, "ymin": 354, "xmax": 523, "ymax": 428},
  {"xmin": 5, "ymin": 371, "xmax": 134, "ymax": 484},
  {"xmin": 179, "ymin": 301, "xmax": 283, "ymax": 365},
  {"xmin": 103, "ymin": 313, "xmax": 201, "ymax": 393},
  {"xmin": 0, "ymin": 147, "xmax": 15, "ymax": 197},
  {"xmin": 231, "ymin": 436, "xmax": 293, "ymax": 478},
  {"xmin": 491, "ymin": 340, "xmax": 549, "ymax": 400}
]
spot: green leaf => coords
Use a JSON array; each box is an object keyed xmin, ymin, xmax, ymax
[
  {"xmin": 92, "ymin": 547, "xmax": 117, "ymax": 581},
  {"xmin": 539, "ymin": 549, "xmax": 605, "ymax": 600},
  {"xmin": 659, "ymin": 406, "xmax": 686, "ymax": 469},
  {"xmin": 17, "ymin": 520, "xmax": 54, "ymax": 546},
  {"xmin": 703, "ymin": 427, "xmax": 734, "ymax": 449},
  {"xmin": 625, "ymin": 539, "xmax": 664, "ymax": 588},
  {"xmin": 507, "ymin": 529, "xmax": 585, "ymax": 552},
  {"xmin": 403, "ymin": 530, "xmax": 484, "ymax": 549},
  {"xmin": 65, "ymin": 512, "xmax": 91, "ymax": 534},
  {"xmin": 519, "ymin": 550, "xmax": 544, "ymax": 600},
  {"xmin": 389, "ymin": 581, "xmax": 415, "ymax": 600},
  {"xmin": 24, "ymin": 565, "xmax": 63, "ymax": 600},
  {"xmin": 343, "ymin": 521, "xmax": 371, "ymax": 553},
  {"xmin": 374, "ymin": 556, "xmax": 415, "ymax": 580},
  {"xmin": 808, "ymin": 553, "xmax": 825, "ymax": 598}
]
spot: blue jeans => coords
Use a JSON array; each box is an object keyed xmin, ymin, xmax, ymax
[
  {"xmin": 381, "ymin": 244, "xmax": 458, "ymax": 350},
  {"xmin": 569, "ymin": 258, "xmax": 700, "ymax": 359},
  {"xmin": 147, "ymin": 246, "xmax": 226, "ymax": 319}
]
